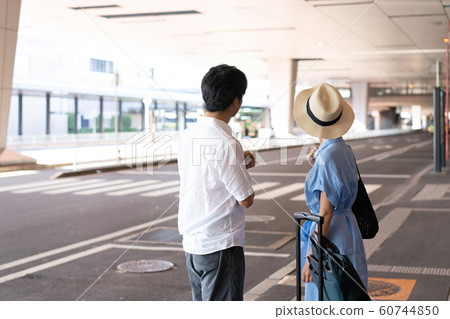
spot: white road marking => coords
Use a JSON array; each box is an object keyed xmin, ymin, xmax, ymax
[
  {"xmin": 364, "ymin": 184, "xmax": 382, "ymax": 194},
  {"xmin": 364, "ymin": 140, "xmax": 430, "ymax": 162},
  {"xmin": 109, "ymin": 244, "xmax": 184, "ymax": 252},
  {"xmin": 43, "ymin": 179, "xmax": 131, "ymax": 194},
  {"xmin": 289, "ymin": 184, "xmax": 381, "ymax": 201},
  {"xmin": 368, "ymin": 264, "xmax": 450, "ymax": 276},
  {"xmin": 74, "ymin": 180, "xmax": 158, "ymax": 195},
  {"xmin": 361, "ymin": 174, "xmax": 410, "ymax": 179},
  {"xmin": 13, "ymin": 179, "xmax": 103, "ymax": 194},
  {"xmin": 290, "ymin": 192, "xmax": 306, "ymax": 201},
  {"xmin": 0, "ymin": 178, "xmax": 78, "ymax": 193},
  {"xmin": 0, "ymin": 170, "xmax": 38, "ymax": 178},
  {"xmin": 411, "ymin": 184, "xmax": 450, "ymax": 201},
  {"xmin": 244, "ymin": 260, "xmax": 296, "ymax": 301},
  {"xmin": 251, "ymin": 172, "xmax": 307, "ymax": 177},
  {"xmin": 108, "ymin": 244, "xmax": 289, "ymax": 258},
  {"xmin": 371, "ymin": 145, "xmax": 393, "ymax": 150},
  {"xmin": 106, "ymin": 180, "xmax": 179, "ymax": 196},
  {"xmin": 264, "ymin": 156, "xmax": 304, "ymax": 166},
  {"xmin": 255, "ymin": 183, "xmax": 304, "ymax": 200},
  {"xmin": 0, "ymin": 214, "xmax": 178, "ymax": 273},
  {"xmin": 0, "ymin": 240, "xmax": 291, "ymax": 286},
  {"xmin": 252, "ymin": 182, "xmax": 280, "ymax": 192},
  {"xmin": 364, "ymin": 207, "xmax": 413, "ymax": 259},
  {"xmin": 0, "ymin": 245, "xmax": 112, "ymax": 285},
  {"xmin": 117, "ymin": 170, "xmax": 179, "ymax": 176},
  {"xmin": 140, "ymin": 185, "xmax": 180, "ymax": 197}
]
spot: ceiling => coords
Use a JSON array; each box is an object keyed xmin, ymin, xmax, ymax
[{"xmin": 17, "ymin": 0, "xmax": 450, "ymax": 90}]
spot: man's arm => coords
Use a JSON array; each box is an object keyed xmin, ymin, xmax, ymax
[{"xmin": 238, "ymin": 192, "xmax": 254, "ymax": 208}]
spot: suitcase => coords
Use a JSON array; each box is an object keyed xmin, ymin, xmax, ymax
[{"xmin": 294, "ymin": 212, "xmax": 324, "ymax": 301}]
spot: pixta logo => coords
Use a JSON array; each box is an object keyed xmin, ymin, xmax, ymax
[{"xmin": 126, "ymin": 129, "xmax": 173, "ymax": 175}]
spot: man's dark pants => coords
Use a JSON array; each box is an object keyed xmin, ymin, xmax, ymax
[{"xmin": 185, "ymin": 246, "xmax": 245, "ymax": 301}]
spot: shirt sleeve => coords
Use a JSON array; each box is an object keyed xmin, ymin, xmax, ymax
[
  {"xmin": 214, "ymin": 138, "xmax": 254, "ymax": 202},
  {"xmin": 309, "ymin": 155, "xmax": 341, "ymax": 210}
]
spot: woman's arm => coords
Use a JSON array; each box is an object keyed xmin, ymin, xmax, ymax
[
  {"xmin": 302, "ymin": 191, "xmax": 334, "ymax": 283},
  {"xmin": 316, "ymin": 191, "xmax": 334, "ymax": 236}
]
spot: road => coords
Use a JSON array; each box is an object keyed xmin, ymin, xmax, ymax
[{"xmin": 0, "ymin": 132, "xmax": 440, "ymax": 301}]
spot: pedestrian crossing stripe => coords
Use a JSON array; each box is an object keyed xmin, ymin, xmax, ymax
[
  {"xmin": 74, "ymin": 180, "xmax": 157, "ymax": 195},
  {"xmin": 0, "ymin": 178, "xmax": 79, "ymax": 193},
  {"xmin": 255, "ymin": 183, "xmax": 304, "ymax": 200},
  {"xmin": 0, "ymin": 178, "xmax": 382, "ymax": 200},
  {"xmin": 44, "ymin": 179, "xmax": 129, "ymax": 195},
  {"xmin": 13, "ymin": 179, "xmax": 103, "ymax": 194},
  {"xmin": 411, "ymin": 184, "xmax": 450, "ymax": 201},
  {"xmin": 106, "ymin": 180, "xmax": 179, "ymax": 196}
]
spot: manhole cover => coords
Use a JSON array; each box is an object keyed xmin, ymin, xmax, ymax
[
  {"xmin": 368, "ymin": 279, "xmax": 401, "ymax": 297},
  {"xmin": 117, "ymin": 260, "xmax": 174, "ymax": 273},
  {"xmin": 245, "ymin": 215, "xmax": 276, "ymax": 222}
]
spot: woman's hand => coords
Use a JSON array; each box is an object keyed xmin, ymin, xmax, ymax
[
  {"xmin": 307, "ymin": 146, "xmax": 319, "ymax": 166},
  {"xmin": 301, "ymin": 259, "xmax": 314, "ymax": 283}
]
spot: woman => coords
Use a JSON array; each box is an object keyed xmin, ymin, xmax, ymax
[{"xmin": 294, "ymin": 83, "xmax": 368, "ymax": 301}]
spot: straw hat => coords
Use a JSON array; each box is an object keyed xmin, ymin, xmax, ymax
[{"xmin": 294, "ymin": 83, "xmax": 354, "ymax": 139}]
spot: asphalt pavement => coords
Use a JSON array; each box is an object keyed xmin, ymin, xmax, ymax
[{"xmin": 0, "ymin": 131, "xmax": 448, "ymax": 301}]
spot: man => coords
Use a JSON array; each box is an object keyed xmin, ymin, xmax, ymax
[{"xmin": 178, "ymin": 64, "xmax": 255, "ymax": 301}]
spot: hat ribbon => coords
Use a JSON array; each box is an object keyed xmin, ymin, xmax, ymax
[{"xmin": 306, "ymin": 97, "xmax": 342, "ymax": 127}]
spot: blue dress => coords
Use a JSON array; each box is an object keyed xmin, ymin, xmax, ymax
[{"xmin": 300, "ymin": 138, "xmax": 368, "ymax": 301}]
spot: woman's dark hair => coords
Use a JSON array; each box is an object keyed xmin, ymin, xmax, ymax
[{"xmin": 201, "ymin": 64, "xmax": 247, "ymax": 112}]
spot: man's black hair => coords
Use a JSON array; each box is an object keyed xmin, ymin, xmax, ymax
[{"xmin": 201, "ymin": 64, "xmax": 247, "ymax": 112}]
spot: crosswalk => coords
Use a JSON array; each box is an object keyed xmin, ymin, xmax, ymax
[{"xmin": 0, "ymin": 177, "xmax": 382, "ymax": 201}]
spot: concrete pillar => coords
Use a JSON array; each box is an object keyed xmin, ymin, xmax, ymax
[
  {"xmin": 99, "ymin": 96, "xmax": 104, "ymax": 133},
  {"xmin": 141, "ymin": 101, "xmax": 145, "ymax": 130},
  {"xmin": 351, "ymin": 82, "xmax": 369, "ymax": 130},
  {"xmin": 268, "ymin": 58, "xmax": 297, "ymax": 137},
  {"xmin": 142, "ymin": 97, "xmax": 152, "ymax": 130},
  {"xmin": 45, "ymin": 92, "xmax": 51, "ymax": 134},
  {"xmin": 372, "ymin": 110, "xmax": 381, "ymax": 131},
  {"xmin": 18, "ymin": 92, "xmax": 22, "ymax": 135},
  {"xmin": 176, "ymin": 102, "xmax": 186, "ymax": 131},
  {"xmin": 74, "ymin": 96, "xmax": 78, "ymax": 134},
  {"xmin": 118, "ymin": 99, "xmax": 122, "ymax": 132},
  {"xmin": 0, "ymin": 0, "xmax": 21, "ymax": 150}
]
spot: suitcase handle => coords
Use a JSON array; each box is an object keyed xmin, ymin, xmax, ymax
[
  {"xmin": 294, "ymin": 212, "xmax": 324, "ymax": 301},
  {"xmin": 294, "ymin": 212, "xmax": 323, "ymax": 224}
]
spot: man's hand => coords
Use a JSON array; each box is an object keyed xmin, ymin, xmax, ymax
[
  {"xmin": 301, "ymin": 259, "xmax": 314, "ymax": 283},
  {"xmin": 307, "ymin": 146, "xmax": 319, "ymax": 166},
  {"xmin": 244, "ymin": 151, "xmax": 256, "ymax": 169}
]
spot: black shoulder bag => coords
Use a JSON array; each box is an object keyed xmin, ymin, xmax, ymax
[{"xmin": 351, "ymin": 151, "xmax": 379, "ymax": 239}]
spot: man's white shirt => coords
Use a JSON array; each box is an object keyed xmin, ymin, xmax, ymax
[{"xmin": 177, "ymin": 116, "xmax": 254, "ymax": 255}]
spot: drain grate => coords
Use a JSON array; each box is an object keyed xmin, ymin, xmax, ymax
[
  {"xmin": 117, "ymin": 260, "xmax": 174, "ymax": 273},
  {"xmin": 118, "ymin": 227, "xmax": 294, "ymax": 250},
  {"xmin": 368, "ymin": 279, "xmax": 401, "ymax": 297}
]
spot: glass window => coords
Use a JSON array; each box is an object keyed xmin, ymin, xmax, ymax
[
  {"xmin": 155, "ymin": 100, "xmax": 176, "ymax": 131},
  {"xmin": 7, "ymin": 94, "xmax": 19, "ymax": 136},
  {"xmin": 121, "ymin": 100, "xmax": 142, "ymax": 132},
  {"xmin": 90, "ymin": 58, "xmax": 114, "ymax": 74},
  {"xmin": 185, "ymin": 103, "xmax": 203, "ymax": 128},
  {"xmin": 22, "ymin": 95, "xmax": 46, "ymax": 135},
  {"xmin": 102, "ymin": 97, "xmax": 117, "ymax": 133},
  {"xmin": 51, "ymin": 96, "xmax": 74, "ymax": 134},
  {"xmin": 78, "ymin": 97, "xmax": 99, "ymax": 134}
]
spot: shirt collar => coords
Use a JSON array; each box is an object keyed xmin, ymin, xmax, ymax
[
  {"xmin": 314, "ymin": 137, "xmax": 344, "ymax": 159},
  {"xmin": 197, "ymin": 116, "xmax": 233, "ymax": 135}
]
